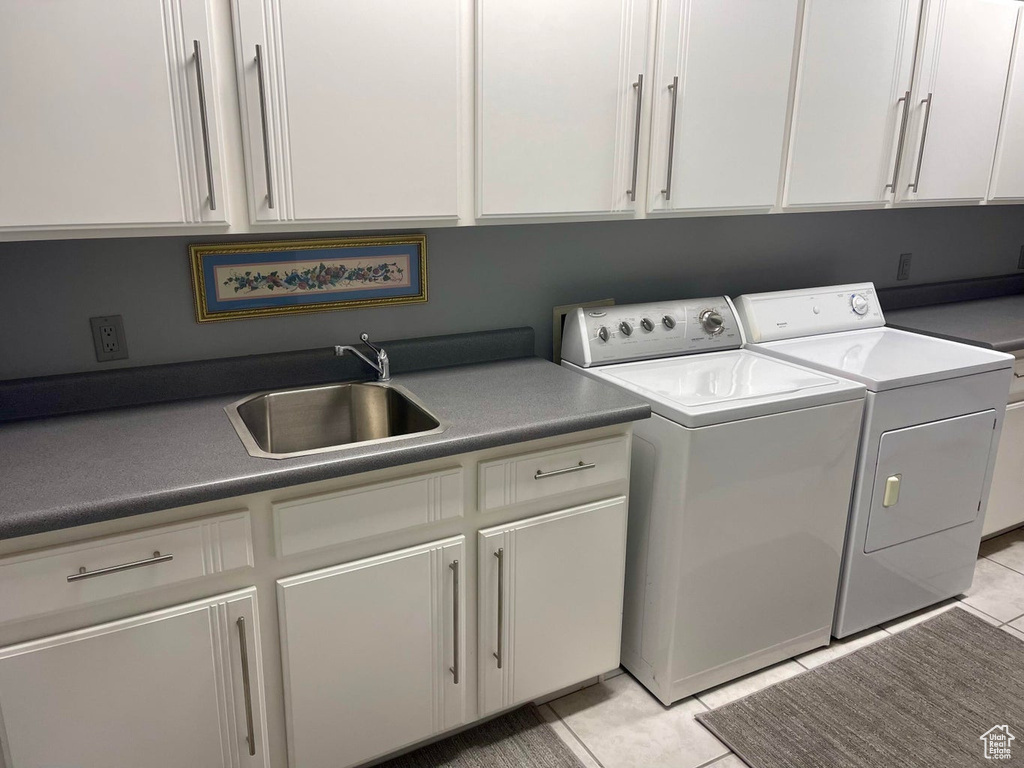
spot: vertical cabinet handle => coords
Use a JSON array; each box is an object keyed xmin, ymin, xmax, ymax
[
  {"xmin": 662, "ymin": 76, "xmax": 679, "ymax": 201},
  {"xmin": 192, "ymin": 40, "xmax": 217, "ymax": 211},
  {"xmin": 885, "ymin": 90, "xmax": 911, "ymax": 193},
  {"xmin": 493, "ymin": 548, "xmax": 504, "ymax": 669},
  {"xmin": 236, "ymin": 616, "xmax": 257, "ymax": 757},
  {"xmin": 254, "ymin": 44, "xmax": 275, "ymax": 210},
  {"xmin": 908, "ymin": 93, "xmax": 933, "ymax": 194},
  {"xmin": 626, "ymin": 74, "xmax": 644, "ymax": 202},
  {"xmin": 449, "ymin": 560, "xmax": 460, "ymax": 684}
]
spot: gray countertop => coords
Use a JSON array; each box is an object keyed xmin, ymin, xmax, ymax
[
  {"xmin": 0, "ymin": 358, "xmax": 650, "ymax": 540},
  {"xmin": 886, "ymin": 294, "xmax": 1024, "ymax": 353}
]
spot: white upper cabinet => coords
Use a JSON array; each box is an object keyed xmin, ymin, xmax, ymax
[
  {"xmin": 231, "ymin": 0, "xmax": 461, "ymax": 224},
  {"xmin": 647, "ymin": 0, "xmax": 800, "ymax": 214},
  {"xmin": 0, "ymin": 0, "xmax": 227, "ymax": 232},
  {"xmin": 897, "ymin": 0, "xmax": 1018, "ymax": 204},
  {"xmin": 783, "ymin": 0, "xmax": 921, "ymax": 209},
  {"xmin": 477, "ymin": 0, "xmax": 650, "ymax": 217},
  {"xmin": 989, "ymin": 8, "xmax": 1024, "ymax": 202}
]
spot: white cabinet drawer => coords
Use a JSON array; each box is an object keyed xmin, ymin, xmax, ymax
[
  {"xmin": 1009, "ymin": 358, "xmax": 1024, "ymax": 402},
  {"xmin": 273, "ymin": 468, "xmax": 464, "ymax": 557},
  {"xmin": 0, "ymin": 512, "xmax": 253, "ymax": 624},
  {"xmin": 478, "ymin": 437, "xmax": 629, "ymax": 512}
]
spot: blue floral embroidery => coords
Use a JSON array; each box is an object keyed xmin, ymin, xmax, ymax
[{"xmin": 222, "ymin": 261, "xmax": 405, "ymax": 294}]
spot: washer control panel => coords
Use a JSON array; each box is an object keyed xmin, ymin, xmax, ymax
[
  {"xmin": 733, "ymin": 283, "xmax": 885, "ymax": 343},
  {"xmin": 561, "ymin": 298, "xmax": 741, "ymax": 367}
]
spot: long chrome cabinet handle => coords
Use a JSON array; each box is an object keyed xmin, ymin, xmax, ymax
[
  {"xmin": 662, "ymin": 76, "xmax": 679, "ymax": 200},
  {"xmin": 626, "ymin": 74, "xmax": 644, "ymax": 201},
  {"xmin": 493, "ymin": 548, "xmax": 504, "ymax": 669},
  {"xmin": 449, "ymin": 560, "xmax": 460, "ymax": 684},
  {"xmin": 908, "ymin": 93, "xmax": 933, "ymax": 194},
  {"xmin": 67, "ymin": 551, "xmax": 173, "ymax": 582},
  {"xmin": 535, "ymin": 461, "xmax": 596, "ymax": 480},
  {"xmin": 192, "ymin": 40, "xmax": 217, "ymax": 211},
  {"xmin": 237, "ymin": 616, "xmax": 257, "ymax": 757},
  {"xmin": 254, "ymin": 44, "xmax": 275, "ymax": 210},
  {"xmin": 885, "ymin": 90, "xmax": 911, "ymax": 193}
]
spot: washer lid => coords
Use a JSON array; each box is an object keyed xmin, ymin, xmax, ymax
[
  {"xmin": 759, "ymin": 328, "xmax": 1013, "ymax": 391},
  {"xmin": 595, "ymin": 349, "xmax": 864, "ymax": 427}
]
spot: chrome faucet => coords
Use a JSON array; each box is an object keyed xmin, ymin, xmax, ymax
[{"xmin": 335, "ymin": 333, "xmax": 391, "ymax": 382}]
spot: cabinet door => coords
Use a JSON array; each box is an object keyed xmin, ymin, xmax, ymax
[
  {"xmin": 0, "ymin": 589, "xmax": 268, "ymax": 768},
  {"xmin": 647, "ymin": 0, "xmax": 800, "ymax": 213},
  {"xmin": 231, "ymin": 0, "xmax": 460, "ymax": 224},
  {"xmin": 783, "ymin": 0, "xmax": 921, "ymax": 208},
  {"xmin": 477, "ymin": 0, "xmax": 649, "ymax": 217},
  {"xmin": 0, "ymin": 0, "xmax": 226, "ymax": 231},
  {"xmin": 278, "ymin": 536, "xmax": 465, "ymax": 768},
  {"xmin": 478, "ymin": 497, "xmax": 627, "ymax": 716},
  {"xmin": 898, "ymin": 0, "xmax": 1017, "ymax": 204},
  {"xmin": 983, "ymin": 401, "xmax": 1024, "ymax": 536},
  {"xmin": 989, "ymin": 9, "xmax": 1024, "ymax": 202}
]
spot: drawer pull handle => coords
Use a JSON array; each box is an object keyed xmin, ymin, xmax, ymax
[
  {"xmin": 908, "ymin": 93, "xmax": 933, "ymax": 194},
  {"xmin": 883, "ymin": 474, "xmax": 902, "ymax": 508},
  {"xmin": 535, "ymin": 461, "xmax": 596, "ymax": 480},
  {"xmin": 237, "ymin": 616, "xmax": 257, "ymax": 757},
  {"xmin": 67, "ymin": 551, "xmax": 173, "ymax": 582},
  {"xmin": 1013, "ymin": 372, "xmax": 1024, "ymax": 379},
  {"xmin": 662, "ymin": 76, "xmax": 680, "ymax": 200},
  {"xmin": 494, "ymin": 548, "xmax": 504, "ymax": 669}
]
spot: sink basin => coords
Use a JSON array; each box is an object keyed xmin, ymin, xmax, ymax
[{"xmin": 226, "ymin": 382, "xmax": 445, "ymax": 459}]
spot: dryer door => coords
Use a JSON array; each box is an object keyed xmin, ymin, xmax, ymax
[{"xmin": 864, "ymin": 410, "xmax": 997, "ymax": 553}]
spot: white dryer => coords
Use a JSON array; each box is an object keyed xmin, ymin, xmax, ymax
[
  {"xmin": 562, "ymin": 298, "xmax": 865, "ymax": 705},
  {"xmin": 734, "ymin": 283, "xmax": 1015, "ymax": 638}
]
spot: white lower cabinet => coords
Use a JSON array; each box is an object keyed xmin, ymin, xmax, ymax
[
  {"xmin": 984, "ymin": 400, "xmax": 1024, "ymax": 536},
  {"xmin": 0, "ymin": 588, "xmax": 268, "ymax": 768},
  {"xmin": 478, "ymin": 497, "xmax": 628, "ymax": 715},
  {"xmin": 277, "ymin": 536, "xmax": 466, "ymax": 768}
]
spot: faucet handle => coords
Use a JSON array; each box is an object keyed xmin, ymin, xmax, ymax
[{"xmin": 360, "ymin": 332, "xmax": 384, "ymax": 357}]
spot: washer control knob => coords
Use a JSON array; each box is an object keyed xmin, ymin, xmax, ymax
[
  {"xmin": 662, "ymin": 315, "xmax": 676, "ymax": 329},
  {"xmin": 851, "ymin": 294, "xmax": 870, "ymax": 316},
  {"xmin": 598, "ymin": 326, "xmax": 610, "ymax": 342},
  {"xmin": 619, "ymin": 321, "xmax": 633, "ymax": 337},
  {"xmin": 640, "ymin": 317, "xmax": 655, "ymax": 332},
  {"xmin": 699, "ymin": 309, "xmax": 725, "ymax": 335}
]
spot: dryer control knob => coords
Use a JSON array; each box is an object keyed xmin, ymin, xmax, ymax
[
  {"xmin": 851, "ymin": 294, "xmax": 870, "ymax": 316},
  {"xmin": 598, "ymin": 326, "xmax": 610, "ymax": 342},
  {"xmin": 619, "ymin": 321, "xmax": 633, "ymax": 337},
  {"xmin": 699, "ymin": 310, "xmax": 725, "ymax": 335},
  {"xmin": 640, "ymin": 317, "xmax": 655, "ymax": 332},
  {"xmin": 662, "ymin": 315, "xmax": 676, "ymax": 329}
]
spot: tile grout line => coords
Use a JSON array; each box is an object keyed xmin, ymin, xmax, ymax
[{"xmin": 548, "ymin": 706, "xmax": 608, "ymax": 768}]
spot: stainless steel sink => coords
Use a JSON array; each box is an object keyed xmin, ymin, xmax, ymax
[{"xmin": 226, "ymin": 382, "xmax": 445, "ymax": 459}]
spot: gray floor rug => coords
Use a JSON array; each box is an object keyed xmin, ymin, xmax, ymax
[
  {"xmin": 375, "ymin": 705, "xmax": 584, "ymax": 768},
  {"xmin": 697, "ymin": 608, "xmax": 1024, "ymax": 767}
]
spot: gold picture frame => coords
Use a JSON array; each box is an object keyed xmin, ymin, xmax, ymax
[{"xmin": 188, "ymin": 234, "xmax": 427, "ymax": 323}]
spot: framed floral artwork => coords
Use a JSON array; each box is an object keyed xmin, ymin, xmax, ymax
[{"xmin": 188, "ymin": 235, "xmax": 427, "ymax": 322}]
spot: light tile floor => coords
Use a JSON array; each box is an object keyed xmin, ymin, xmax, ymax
[{"xmin": 542, "ymin": 528, "xmax": 1024, "ymax": 768}]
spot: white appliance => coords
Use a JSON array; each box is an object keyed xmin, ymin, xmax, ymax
[
  {"xmin": 734, "ymin": 283, "xmax": 1015, "ymax": 638},
  {"xmin": 561, "ymin": 298, "xmax": 865, "ymax": 705}
]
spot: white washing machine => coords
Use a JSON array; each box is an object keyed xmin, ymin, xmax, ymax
[
  {"xmin": 561, "ymin": 298, "xmax": 865, "ymax": 705},
  {"xmin": 734, "ymin": 283, "xmax": 1015, "ymax": 638}
]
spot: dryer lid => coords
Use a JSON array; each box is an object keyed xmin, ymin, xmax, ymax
[
  {"xmin": 761, "ymin": 327, "xmax": 1013, "ymax": 391},
  {"xmin": 595, "ymin": 349, "xmax": 865, "ymax": 427}
]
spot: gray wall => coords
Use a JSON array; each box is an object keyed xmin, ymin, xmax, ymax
[{"xmin": 2, "ymin": 205, "xmax": 1023, "ymax": 380}]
